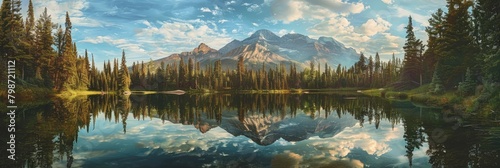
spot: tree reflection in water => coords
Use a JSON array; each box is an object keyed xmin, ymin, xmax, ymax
[{"xmin": 1, "ymin": 93, "xmax": 498, "ymax": 167}]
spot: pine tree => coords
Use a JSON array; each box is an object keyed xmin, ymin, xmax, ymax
[
  {"xmin": 396, "ymin": 16, "xmax": 423, "ymax": 90},
  {"xmin": 423, "ymin": 8, "xmax": 445, "ymax": 83},
  {"xmin": 1, "ymin": 0, "xmax": 29, "ymax": 80},
  {"xmin": 53, "ymin": 12, "xmax": 77, "ymax": 91},
  {"xmin": 119, "ymin": 50, "xmax": 131, "ymax": 93},
  {"xmin": 438, "ymin": 0, "xmax": 478, "ymax": 88},
  {"xmin": 178, "ymin": 57, "xmax": 187, "ymax": 89},
  {"xmin": 32, "ymin": 7, "xmax": 55, "ymax": 86},
  {"xmin": 355, "ymin": 53, "xmax": 366, "ymax": 74},
  {"xmin": 430, "ymin": 64, "xmax": 444, "ymax": 94},
  {"xmin": 22, "ymin": 0, "xmax": 35, "ymax": 79},
  {"xmin": 368, "ymin": 55, "xmax": 374, "ymax": 85},
  {"xmin": 237, "ymin": 56, "xmax": 245, "ymax": 89},
  {"xmin": 473, "ymin": 0, "xmax": 500, "ymax": 81},
  {"xmin": 458, "ymin": 67, "xmax": 475, "ymax": 96}
]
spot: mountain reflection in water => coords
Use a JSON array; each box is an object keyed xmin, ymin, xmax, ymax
[{"xmin": 1, "ymin": 93, "xmax": 499, "ymax": 168}]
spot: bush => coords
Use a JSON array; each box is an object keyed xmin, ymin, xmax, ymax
[
  {"xmin": 429, "ymin": 67, "xmax": 445, "ymax": 95},
  {"xmin": 431, "ymin": 83, "xmax": 445, "ymax": 95},
  {"xmin": 457, "ymin": 68, "xmax": 476, "ymax": 96}
]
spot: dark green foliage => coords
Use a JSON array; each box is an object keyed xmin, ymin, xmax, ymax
[
  {"xmin": 119, "ymin": 50, "xmax": 131, "ymax": 92},
  {"xmin": 437, "ymin": 0, "xmax": 479, "ymax": 88},
  {"xmin": 395, "ymin": 16, "xmax": 424, "ymax": 91},
  {"xmin": 423, "ymin": 8, "xmax": 445, "ymax": 84},
  {"xmin": 458, "ymin": 68, "xmax": 475, "ymax": 96},
  {"xmin": 429, "ymin": 66, "xmax": 445, "ymax": 95}
]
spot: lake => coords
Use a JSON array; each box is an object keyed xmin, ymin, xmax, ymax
[{"xmin": 1, "ymin": 93, "xmax": 499, "ymax": 167}]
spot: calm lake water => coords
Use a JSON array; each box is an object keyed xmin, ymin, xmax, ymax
[{"xmin": 1, "ymin": 93, "xmax": 499, "ymax": 168}]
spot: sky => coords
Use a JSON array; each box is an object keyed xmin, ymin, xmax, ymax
[{"xmin": 17, "ymin": 0, "xmax": 447, "ymax": 67}]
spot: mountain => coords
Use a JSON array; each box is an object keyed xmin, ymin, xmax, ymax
[
  {"xmin": 148, "ymin": 43, "xmax": 221, "ymax": 70},
  {"xmin": 150, "ymin": 29, "xmax": 359, "ymax": 71},
  {"xmin": 165, "ymin": 110, "xmax": 358, "ymax": 146}
]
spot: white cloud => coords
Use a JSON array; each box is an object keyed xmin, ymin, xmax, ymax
[
  {"xmin": 135, "ymin": 19, "xmax": 232, "ymax": 57},
  {"xmin": 269, "ymin": 0, "xmax": 365, "ymax": 23},
  {"xmin": 247, "ymin": 4, "xmax": 260, "ymax": 12},
  {"xmin": 33, "ymin": 0, "xmax": 105, "ymax": 27},
  {"xmin": 360, "ymin": 16, "xmax": 392, "ymax": 36},
  {"xmin": 394, "ymin": 6, "xmax": 429, "ymax": 27},
  {"xmin": 232, "ymin": 29, "xmax": 238, "ymax": 33},
  {"xmin": 218, "ymin": 19, "xmax": 229, "ymax": 24},
  {"xmin": 308, "ymin": 15, "xmax": 404, "ymax": 60},
  {"xmin": 80, "ymin": 36, "xmax": 147, "ymax": 58},
  {"xmin": 308, "ymin": 16, "xmax": 370, "ymax": 44},
  {"xmin": 270, "ymin": 0, "xmax": 304, "ymax": 23},
  {"xmin": 80, "ymin": 36, "xmax": 127, "ymax": 45},
  {"xmin": 200, "ymin": 7, "xmax": 211, "ymax": 12},
  {"xmin": 199, "ymin": 6, "xmax": 222, "ymax": 15},
  {"xmin": 252, "ymin": 23, "xmax": 259, "ymax": 27},
  {"xmin": 242, "ymin": 3, "xmax": 252, "ymax": 6},
  {"xmin": 278, "ymin": 29, "xmax": 288, "ymax": 36},
  {"xmin": 381, "ymin": 0, "xmax": 393, "ymax": 5},
  {"xmin": 225, "ymin": 1, "xmax": 236, "ymax": 5},
  {"xmin": 277, "ymin": 29, "xmax": 296, "ymax": 36},
  {"xmin": 307, "ymin": 0, "xmax": 365, "ymax": 14}
]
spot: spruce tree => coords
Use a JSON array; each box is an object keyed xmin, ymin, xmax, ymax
[
  {"xmin": 438, "ymin": 0, "xmax": 478, "ymax": 88},
  {"xmin": 473, "ymin": 0, "xmax": 500, "ymax": 81},
  {"xmin": 423, "ymin": 8, "xmax": 445, "ymax": 83},
  {"xmin": 430, "ymin": 64, "xmax": 444, "ymax": 94},
  {"xmin": 458, "ymin": 67, "xmax": 475, "ymax": 96},
  {"xmin": 396, "ymin": 16, "xmax": 423, "ymax": 90},
  {"xmin": 119, "ymin": 50, "xmax": 131, "ymax": 93}
]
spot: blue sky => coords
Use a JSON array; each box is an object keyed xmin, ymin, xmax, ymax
[{"xmin": 19, "ymin": 0, "xmax": 446, "ymax": 67}]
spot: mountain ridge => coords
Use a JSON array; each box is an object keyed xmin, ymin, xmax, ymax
[{"xmin": 150, "ymin": 29, "xmax": 359, "ymax": 71}]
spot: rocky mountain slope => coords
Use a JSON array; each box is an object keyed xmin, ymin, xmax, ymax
[{"xmin": 150, "ymin": 29, "xmax": 359, "ymax": 71}]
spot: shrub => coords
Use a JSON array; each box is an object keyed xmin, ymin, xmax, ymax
[
  {"xmin": 457, "ymin": 68, "xmax": 475, "ymax": 96},
  {"xmin": 429, "ymin": 67, "xmax": 445, "ymax": 95}
]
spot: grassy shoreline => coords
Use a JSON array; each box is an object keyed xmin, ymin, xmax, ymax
[
  {"xmin": 360, "ymin": 85, "xmax": 496, "ymax": 117},
  {"xmin": 360, "ymin": 85, "xmax": 459, "ymax": 108}
]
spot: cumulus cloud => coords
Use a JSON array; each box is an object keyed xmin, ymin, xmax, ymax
[
  {"xmin": 308, "ymin": 16, "xmax": 370, "ymax": 44},
  {"xmin": 135, "ymin": 19, "xmax": 232, "ymax": 57},
  {"xmin": 394, "ymin": 6, "xmax": 429, "ymax": 27},
  {"xmin": 200, "ymin": 7, "xmax": 211, "ymax": 12},
  {"xmin": 381, "ymin": 0, "xmax": 393, "ymax": 5},
  {"xmin": 269, "ymin": 0, "xmax": 365, "ymax": 23},
  {"xmin": 360, "ymin": 16, "xmax": 392, "ymax": 36},
  {"xmin": 270, "ymin": 0, "xmax": 304, "ymax": 23},
  {"xmin": 199, "ymin": 6, "xmax": 222, "ymax": 15},
  {"xmin": 308, "ymin": 13, "xmax": 404, "ymax": 60},
  {"xmin": 277, "ymin": 29, "xmax": 295, "ymax": 36},
  {"xmin": 307, "ymin": 0, "xmax": 365, "ymax": 14},
  {"xmin": 33, "ymin": 0, "xmax": 105, "ymax": 27},
  {"xmin": 225, "ymin": 1, "xmax": 237, "ymax": 5},
  {"xmin": 80, "ymin": 36, "xmax": 146, "ymax": 58},
  {"xmin": 247, "ymin": 4, "xmax": 261, "ymax": 12}
]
